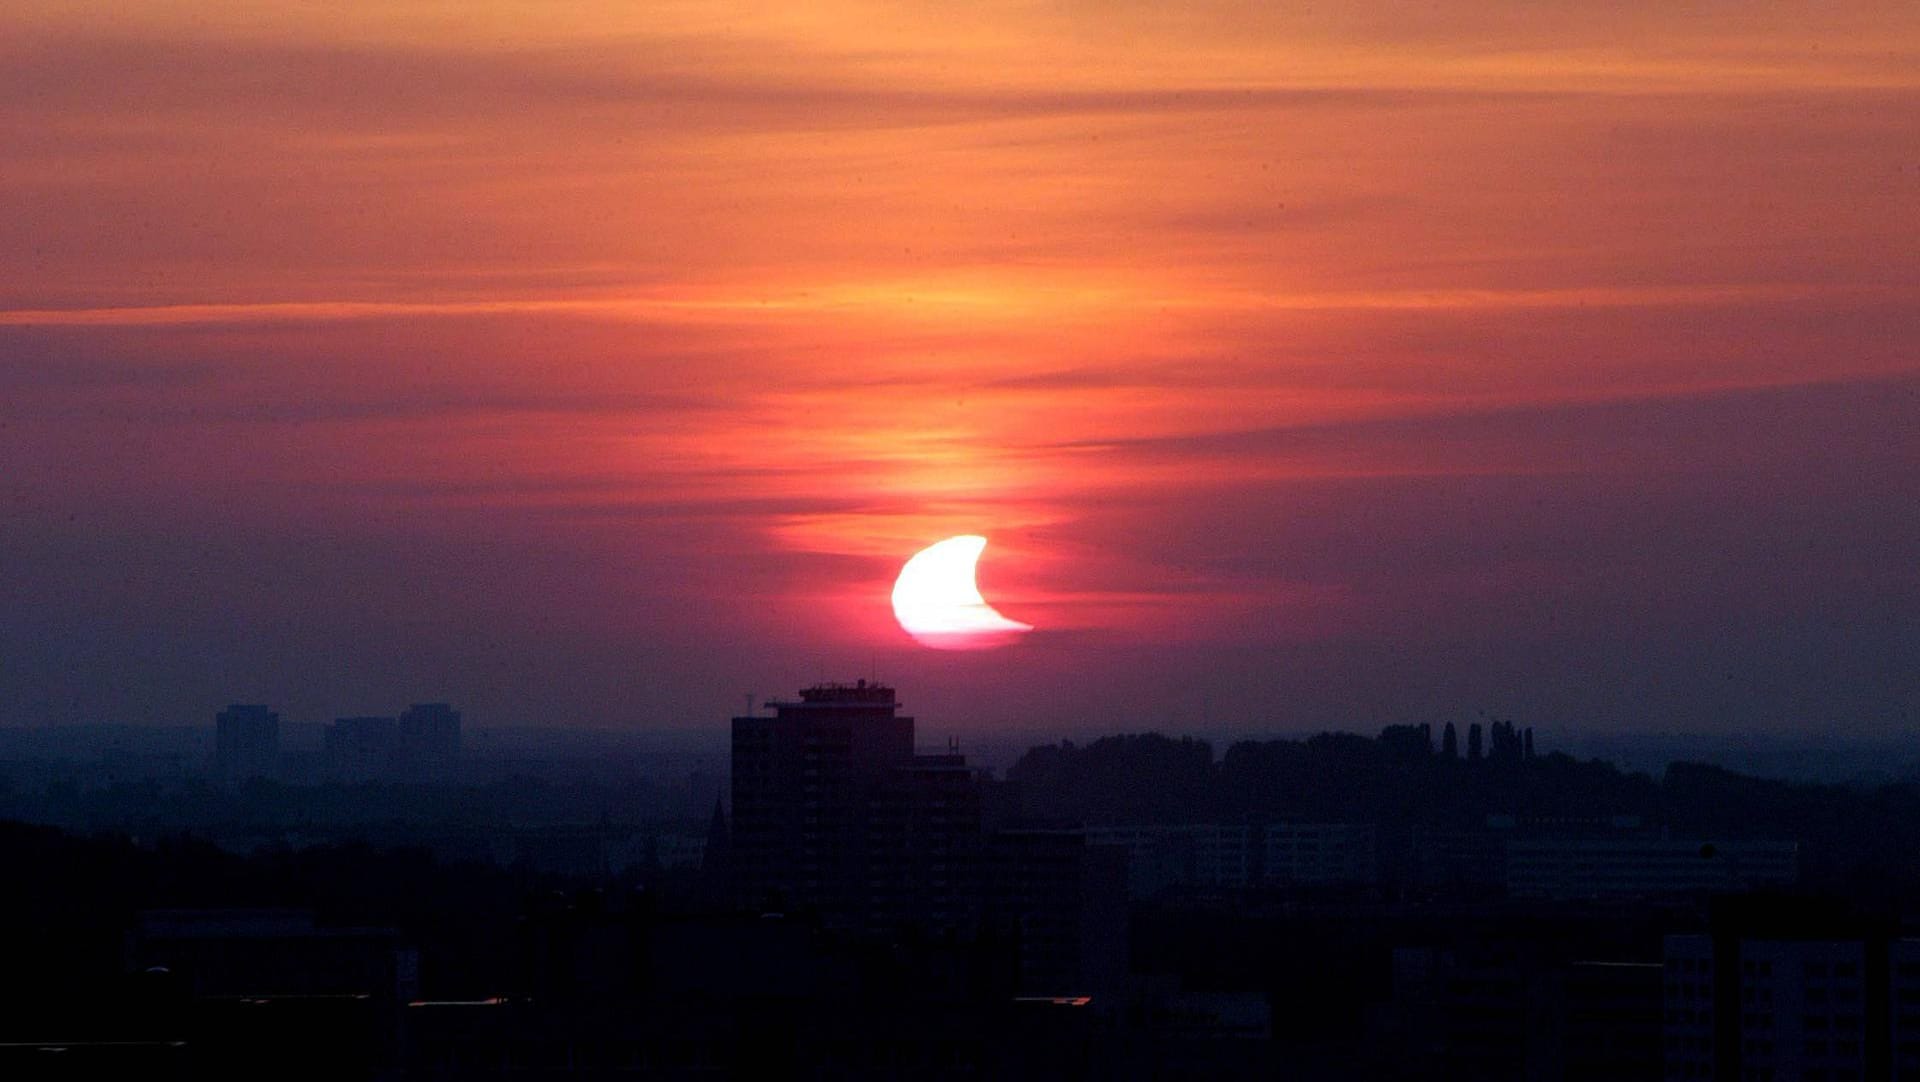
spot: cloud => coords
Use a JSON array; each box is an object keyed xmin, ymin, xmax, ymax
[
  {"xmin": 2, "ymin": 4, "xmax": 1917, "ymax": 733},
  {"xmin": 1034, "ymin": 371, "xmax": 1920, "ymax": 480}
]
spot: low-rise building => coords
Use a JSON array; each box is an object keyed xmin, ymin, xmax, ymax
[{"xmin": 1509, "ymin": 838, "xmax": 1797, "ymax": 900}]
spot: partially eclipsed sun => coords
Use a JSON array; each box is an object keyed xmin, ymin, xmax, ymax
[{"xmin": 891, "ymin": 535, "xmax": 1033, "ymax": 650}]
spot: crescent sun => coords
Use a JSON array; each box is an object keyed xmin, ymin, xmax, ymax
[{"xmin": 891, "ymin": 535, "xmax": 1033, "ymax": 650}]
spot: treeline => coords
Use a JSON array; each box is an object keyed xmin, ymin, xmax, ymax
[
  {"xmin": 1005, "ymin": 729, "xmax": 1920, "ymax": 896},
  {"xmin": 1005, "ymin": 729, "xmax": 1645, "ymax": 827}
]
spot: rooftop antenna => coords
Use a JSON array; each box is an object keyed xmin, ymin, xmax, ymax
[{"xmin": 743, "ymin": 692, "xmax": 754, "ymax": 717}]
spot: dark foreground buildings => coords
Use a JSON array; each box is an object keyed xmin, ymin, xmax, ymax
[
  {"xmin": 323, "ymin": 703, "xmax": 463, "ymax": 783},
  {"xmin": 12, "ymin": 681, "xmax": 1920, "ymax": 1079},
  {"xmin": 213, "ymin": 703, "xmax": 280, "ymax": 783},
  {"xmin": 730, "ymin": 681, "xmax": 1126, "ymax": 999},
  {"xmin": 729, "ymin": 680, "xmax": 925, "ymax": 930}
]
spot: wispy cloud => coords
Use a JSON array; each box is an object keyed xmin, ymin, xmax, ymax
[{"xmin": 3, "ymin": 3, "xmax": 1917, "ymax": 730}]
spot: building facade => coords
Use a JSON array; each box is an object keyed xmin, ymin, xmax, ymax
[
  {"xmin": 730, "ymin": 681, "xmax": 975, "ymax": 934},
  {"xmin": 398, "ymin": 702, "xmax": 461, "ymax": 780},
  {"xmin": 214, "ymin": 703, "xmax": 280, "ymax": 783},
  {"xmin": 1509, "ymin": 839, "xmax": 1798, "ymax": 901},
  {"xmin": 1664, "ymin": 927, "xmax": 1905, "ymax": 1080},
  {"xmin": 324, "ymin": 716, "xmax": 400, "ymax": 782}
]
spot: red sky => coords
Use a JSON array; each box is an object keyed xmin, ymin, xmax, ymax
[{"xmin": 3, "ymin": 3, "xmax": 1917, "ymax": 738}]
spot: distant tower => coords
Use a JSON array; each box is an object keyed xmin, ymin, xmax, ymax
[
  {"xmin": 214, "ymin": 704, "xmax": 280, "ymax": 783},
  {"xmin": 325, "ymin": 716, "xmax": 398, "ymax": 783},
  {"xmin": 1442, "ymin": 722, "xmax": 1459, "ymax": 760},
  {"xmin": 1468, "ymin": 722, "xmax": 1484, "ymax": 762},
  {"xmin": 1523, "ymin": 727, "xmax": 1535, "ymax": 760},
  {"xmin": 397, "ymin": 703, "xmax": 462, "ymax": 780}
]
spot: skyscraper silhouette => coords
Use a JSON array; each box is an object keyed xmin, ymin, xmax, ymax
[
  {"xmin": 214, "ymin": 704, "xmax": 279, "ymax": 783},
  {"xmin": 730, "ymin": 681, "xmax": 980, "ymax": 935}
]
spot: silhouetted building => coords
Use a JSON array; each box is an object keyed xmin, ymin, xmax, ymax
[
  {"xmin": 1081, "ymin": 822, "xmax": 1376, "ymax": 896},
  {"xmin": 1190, "ymin": 825, "xmax": 1249, "ymax": 888},
  {"xmin": 1443, "ymin": 721, "xmax": 1459, "ymax": 759},
  {"xmin": 213, "ymin": 703, "xmax": 279, "ymax": 783},
  {"xmin": 1658, "ymin": 898, "xmax": 1909, "ymax": 1080},
  {"xmin": 1559, "ymin": 960, "xmax": 1664, "ymax": 1081},
  {"xmin": 731, "ymin": 681, "xmax": 913, "ymax": 922},
  {"xmin": 1507, "ymin": 838, "xmax": 1797, "ymax": 900},
  {"xmin": 1085, "ymin": 824, "xmax": 1252, "ymax": 895},
  {"xmin": 1893, "ymin": 939, "xmax": 1920, "ymax": 1081},
  {"xmin": 1390, "ymin": 942, "xmax": 1536, "ymax": 1078},
  {"xmin": 325, "ymin": 715, "xmax": 398, "ymax": 782},
  {"xmin": 1260, "ymin": 822, "xmax": 1378, "ymax": 886},
  {"xmin": 397, "ymin": 702, "xmax": 461, "ymax": 779},
  {"xmin": 874, "ymin": 749, "xmax": 985, "ymax": 932},
  {"xmin": 1391, "ymin": 945, "xmax": 1663, "ymax": 1081},
  {"xmin": 320, "ymin": 706, "xmax": 461, "ymax": 783},
  {"xmin": 1468, "ymin": 722, "xmax": 1484, "ymax": 761},
  {"xmin": 1665, "ymin": 933, "xmax": 1883, "ymax": 1080},
  {"xmin": 986, "ymin": 828, "xmax": 1128, "ymax": 1001},
  {"xmin": 730, "ymin": 681, "xmax": 982, "ymax": 936},
  {"xmin": 1410, "ymin": 828, "xmax": 1509, "ymax": 892}
]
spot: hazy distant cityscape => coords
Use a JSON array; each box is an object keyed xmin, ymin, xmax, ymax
[{"xmin": 4, "ymin": 682, "xmax": 1920, "ymax": 1077}]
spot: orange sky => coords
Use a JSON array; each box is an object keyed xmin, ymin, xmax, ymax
[{"xmin": 3, "ymin": 3, "xmax": 1917, "ymax": 734}]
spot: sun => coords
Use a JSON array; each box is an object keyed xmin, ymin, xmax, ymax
[{"xmin": 891, "ymin": 535, "xmax": 1033, "ymax": 650}]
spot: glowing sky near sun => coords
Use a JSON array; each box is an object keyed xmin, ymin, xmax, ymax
[{"xmin": 1, "ymin": 2, "xmax": 1916, "ymax": 733}]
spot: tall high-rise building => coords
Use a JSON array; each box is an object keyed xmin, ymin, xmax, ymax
[
  {"xmin": 398, "ymin": 702, "xmax": 461, "ymax": 780},
  {"xmin": 325, "ymin": 716, "xmax": 398, "ymax": 783},
  {"xmin": 214, "ymin": 704, "xmax": 280, "ymax": 783},
  {"xmin": 729, "ymin": 680, "xmax": 1126, "ymax": 998},
  {"xmin": 730, "ymin": 681, "xmax": 979, "ymax": 935},
  {"xmin": 730, "ymin": 681, "xmax": 913, "ymax": 924}
]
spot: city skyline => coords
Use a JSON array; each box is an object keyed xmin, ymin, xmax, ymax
[{"xmin": 4, "ymin": 4, "xmax": 1917, "ymax": 738}]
